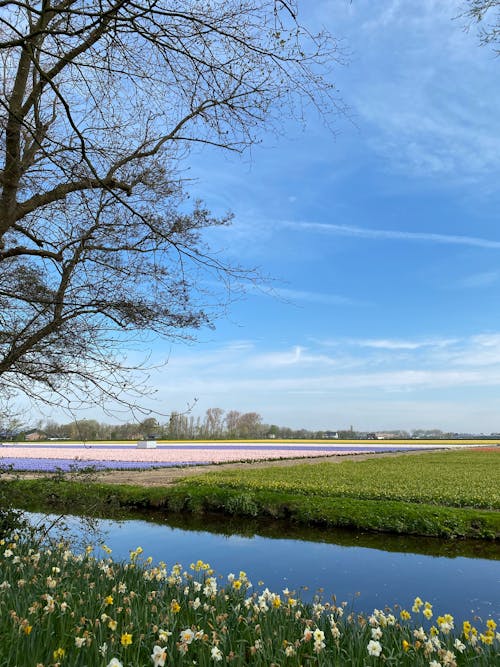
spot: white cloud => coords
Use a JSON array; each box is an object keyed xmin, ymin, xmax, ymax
[
  {"xmin": 147, "ymin": 331, "xmax": 500, "ymax": 395},
  {"xmin": 458, "ymin": 271, "xmax": 500, "ymax": 288},
  {"xmin": 281, "ymin": 220, "xmax": 500, "ymax": 249},
  {"xmin": 315, "ymin": 0, "xmax": 500, "ymax": 181},
  {"xmin": 349, "ymin": 337, "xmax": 456, "ymax": 350},
  {"xmin": 151, "ymin": 366, "xmax": 500, "ymax": 397},
  {"xmin": 70, "ymin": 329, "xmax": 500, "ymax": 431},
  {"xmin": 258, "ymin": 286, "xmax": 368, "ymax": 306},
  {"xmin": 249, "ymin": 346, "xmax": 344, "ymax": 370}
]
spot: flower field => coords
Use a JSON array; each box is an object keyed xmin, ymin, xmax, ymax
[
  {"xmin": 0, "ymin": 534, "xmax": 498, "ymax": 666},
  {"xmin": 0, "ymin": 442, "xmax": 441, "ymax": 472},
  {"xmin": 184, "ymin": 449, "xmax": 500, "ymax": 510}
]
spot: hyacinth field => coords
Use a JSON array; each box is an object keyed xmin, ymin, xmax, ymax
[
  {"xmin": 1, "ymin": 534, "xmax": 498, "ymax": 667},
  {"xmin": 187, "ymin": 449, "xmax": 500, "ymax": 510},
  {"xmin": 0, "ymin": 442, "xmax": 440, "ymax": 472}
]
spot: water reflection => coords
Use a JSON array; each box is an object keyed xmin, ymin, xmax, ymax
[
  {"xmin": 137, "ymin": 511, "xmax": 500, "ymax": 561},
  {"xmin": 25, "ymin": 509, "xmax": 500, "ymax": 625}
]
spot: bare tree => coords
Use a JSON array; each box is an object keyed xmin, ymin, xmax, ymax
[
  {"xmin": 462, "ymin": 1, "xmax": 500, "ymax": 51},
  {"xmin": 236, "ymin": 411, "xmax": 263, "ymax": 438},
  {"xmin": 0, "ymin": 1, "xmax": 343, "ymax": 413},
  {"xmin": 202, "ymin": 407, "xmax": 224, "ymax": 438},
  {"xmin": 224, "ymin": 410, "xmax": 241, "ymax": 438}
]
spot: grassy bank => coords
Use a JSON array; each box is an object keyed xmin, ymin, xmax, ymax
[
  {"xmin": 4, "ymin": 450, "xmax": 499, "ymax": 539},
  {"xmin": 1, "ymin": 534, "xmax": 498, "ymax": 666}
]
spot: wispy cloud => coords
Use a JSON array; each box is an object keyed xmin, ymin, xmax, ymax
[
  {"xmin": 457, "ymin": 271, "xmax": 500, "ymax": 288},
  {"xmin": 281, "ymin": 220, "xmax": 500, "ymax": 249},
  {"xmin": 152, "ymin": 366, "xmax": 500, "ymax": 396},
  {"xmin": 257, "ymin": 286, "xmax": 368, "ymax": 307},
  {"xmin": 349, "ymin": 337, "xmax": 457, "ymax": 350},
  {"xmin": 317, "ymin": 0, "xmax": 500, "ymax": 181},
  {"xmin": 114, "ymin": 329, "xmax": 500, "ymax": 431},
  {"xmin": 249, "ymin": 346, "xmax": 343, "ymax": 369},
  {"xmin": 149, "ymin": 331, "xmax": 500, "ymax": 389}
]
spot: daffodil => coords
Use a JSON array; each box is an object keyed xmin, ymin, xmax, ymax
[
  {"xmin": 412, "ymin": 597, "xmax": 423, "ymax": 612},
  {"xmin": 151, "ymin": 645, "xmax": 167, "ymax": 667},
  {"xmin": 158, "ymin": 629, "xmax": 172, "ymax": 642},
  {"xmin": 313, "ymin": 628, "xmax": 325, "ymax": 643},
  {"xmin": 53, "ymin": 647, "xmax": 65, "ymax": 661},
  {"xmin": 120, "ymin": 632, "xmax": 132, "ymax": 646},
  {"xmin": 423, "ymin": 607, "xmax": 433, "ymax": 620},
  {"xmin": 211, "ymin": 645, "xmax": 223, "ymax": 662},
  {"xmin": 106, "ymin": 659, "xmax": 123, "ymax": 667},
  {"xmin": 180, "ymin": 628, "xmax": 194, "ymax": 645},
  {"xmin": 367, "ymin": 639, "xmax": 382, "ymax": 657},
  {"xmin": 437, "ymin": 614, "xmax": 454, "ymax": 634}
]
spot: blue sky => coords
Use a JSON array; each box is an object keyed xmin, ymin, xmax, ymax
[{"xmin": 57, "ymin": 1, "xmax": 500, "ymax": 432}]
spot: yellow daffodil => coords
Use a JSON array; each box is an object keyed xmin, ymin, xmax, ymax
[
  {"xmin": 120, "ymin": 633, "xmax": 132, "ymax": 646},
  {"xmin": 53, "ymin": 647, "xmax": 65, "ymax": 660},
  {"xmin": 412, "ymin": 597, "xmax": 423, "ymax": 612}
]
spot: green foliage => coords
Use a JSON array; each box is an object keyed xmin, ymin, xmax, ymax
[
  {"xmin": 185, "ymin": 450, "xmax": 500, "ymax": 509},
  {"xmin": 0, "ymin": 535, "xmax": 498, "ymax": 666},
  {"xmin": 0, "ymin": 464, "xmax": 27, "ymax": 539}
]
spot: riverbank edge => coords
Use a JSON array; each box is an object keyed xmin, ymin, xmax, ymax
[{"xmin": 4, "ymin": 477, "xmax": 499, "ymax": 539}]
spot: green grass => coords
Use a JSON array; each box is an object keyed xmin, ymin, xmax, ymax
[{"xmin": 183, "ymin": 450, "xmax": 500, "ymax": 509}]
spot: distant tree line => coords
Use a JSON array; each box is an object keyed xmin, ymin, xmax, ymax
[
  {"xmin": 2, "ymin": 413, "xmax": 491, "ymax": 442},
  {"xmin": 30, "ymin": 410, "xmax": 332, "ymax": 440}
]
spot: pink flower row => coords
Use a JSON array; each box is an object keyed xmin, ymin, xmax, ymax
[{"xmin": 1, "ymin": 446, "xmax": 364, "ymax": 464}]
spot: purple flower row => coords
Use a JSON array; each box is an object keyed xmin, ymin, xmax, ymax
[{"xmin": 0, "ymin": 458, "xmax": 208, "ymax": 472}]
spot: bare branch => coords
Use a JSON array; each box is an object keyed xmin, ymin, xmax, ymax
[{"xmin": 0, "ymin": 0, "xmax": 344, "ymax": 412}]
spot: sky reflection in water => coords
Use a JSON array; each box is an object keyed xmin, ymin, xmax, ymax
[{"xmin": 30, "ymin": 512, "xmax": 500, "ymax": 625}]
